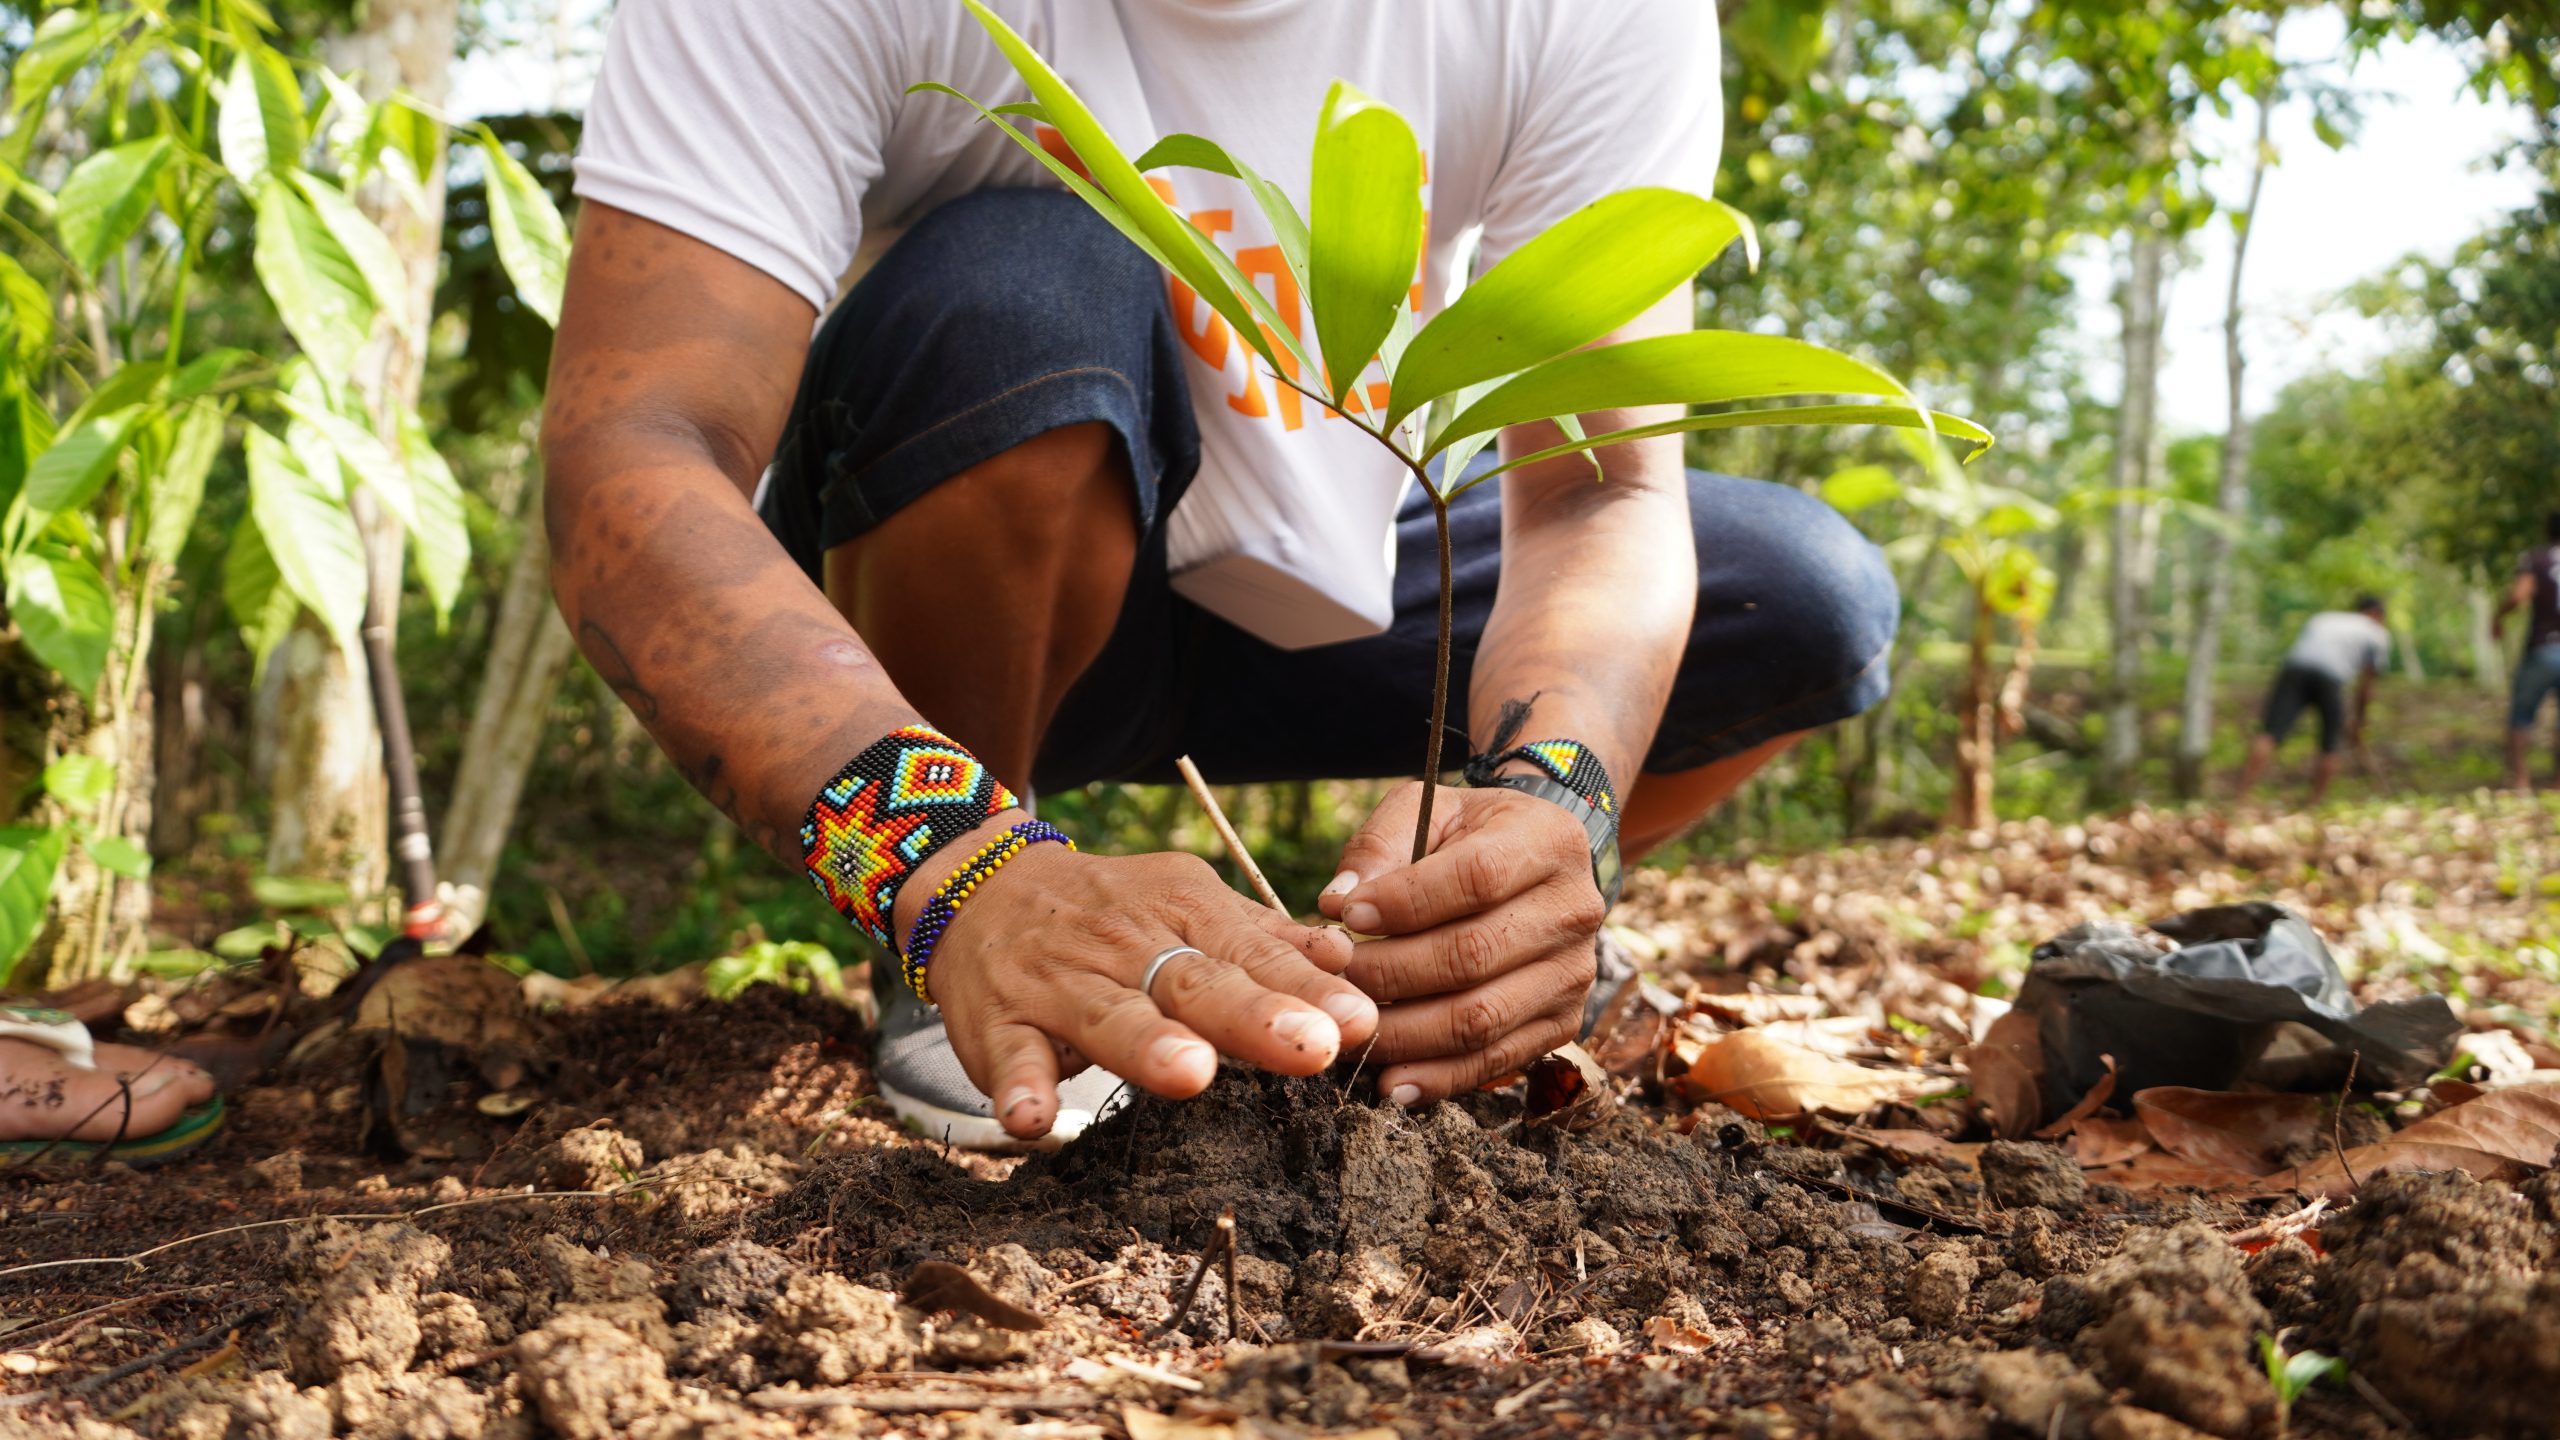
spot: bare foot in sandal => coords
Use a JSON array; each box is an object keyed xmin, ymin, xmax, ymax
[{"xmin": 0, "ymin": 1037, "xmax": 215, "ymax": 1145}]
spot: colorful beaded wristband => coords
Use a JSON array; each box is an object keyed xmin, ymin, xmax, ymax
[
  {"xmin": 799, "ymin": 725, "xmax": 1019, "ymax": 950},
  {"xmin": 900, "ymin": 819, "xmax": 1075, "ymax": 1001},
  {"xmin": 1463, "ymin": 738, "xmax": 1618, "ymax": 818}
]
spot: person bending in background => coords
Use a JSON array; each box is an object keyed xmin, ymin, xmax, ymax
[
  {"xmin": 2236, "ymin": 597, "xmax": 2392, "ymax": 806},
  {"xmin": 2493, "ymin": 510, "xmax": 2560, "ymax": 792}
]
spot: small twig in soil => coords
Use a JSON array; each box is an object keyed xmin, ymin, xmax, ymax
[
  {"xmin": 1173, "ymin": 755, "xmax": 1287, "ymax": 913},
  {"xmin": 65, "ymin": 1306, "xmax": 272, "ymax": 1397},
  {"xmin": 1146, "ymin": 1206, "xmax": 1237, "ymax": 1341},
  {"xmin": 1053, "ymin": 1267, "xmax": 1127, "ymax": 1298},
  {"xmin": 2330, "ymin": 1053, "xmax": 2363, "ymax": 1196},
  {"xmin": 20, "ymin": 1284, "xmax": 232, "ymax": 1352},
  {"xmin": 2347, "ymin": 1371, "xmax": 2417, "ymax": 1432}
]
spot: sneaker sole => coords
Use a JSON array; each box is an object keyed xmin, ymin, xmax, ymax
[{"xmin": 875, "ymin": 1080, "xmax": 1119, "ymax": 1154}]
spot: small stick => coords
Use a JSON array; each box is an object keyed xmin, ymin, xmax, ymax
[
  {"xmin": 1146, "ymin": 1207, "xmax": 1237, "ymax": 1341},
  {"xmin": 1174, "ymin": 755, "xmax": 1286, "ymax": 914},
  {"xmin": 2330, "ymin": 1052, "xmax": 2364, "ymax": 1196}
]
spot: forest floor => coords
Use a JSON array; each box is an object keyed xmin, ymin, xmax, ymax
[{"xmin": 6, "ymin": 792, "xmax": 2560, "ymax": 1440}]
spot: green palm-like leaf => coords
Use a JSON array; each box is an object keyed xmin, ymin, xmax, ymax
[
  {"xmin": 56, "ymin": 137, "xmax": 173, "ymax": 278},
  {"xmin": 244, "ymin": 424, "xmax": 367, "ymax": 648},
  {"xmin": 144, "ymin": 404, "xmax": 225, "ymax": 569},
  {"xmin": 1389, "ymin": 191, "xmax": 1752, "ymax": 430},
  {"xmin": 217, "ymin": 45, "xmax": 305, "ymax": 182},
  {"xmin": 22, "ymin": 408, "xmax": 140, "ymax": 518},
  {"xmin": 479, "ymin": 132, "xmax": 569, "ymax": 326},
  {"xmin": 3, "ymin": 546, "xmax": 113, "ymax": 692},
  {"xmin": 222, "ymin": 512, "xmax": 298, "ymax": 667},
  {"xmin": 1451, "ymin": 404, "xmax": 1991, "ymax": 496},
  {"xmin": 252, "ymin": 176, "xmax": 378, "ymax": 385},
  {"xmin": 292, "ymin": 171, "xmax": 410, "ymax": 333},
  {"xmin": 399, "ymin": 409, "xmax": 469, "ymax": 621},
  {"xmin": 0, "ymin": 826, "xmax": 67, "ymax": 981},
  {"xmin": 946, "ymin": 0, "xmax": 1301, "ymax": 381},
  {"xmin": 1308, "ymin": 81, "xmax": 1422, "ymax": 407},
  {"xmin": 1131, "ymin": 132, "xmax": 1310, "ymax": 301},
  {"xmin": 1434, "ymin": 332, "xmax": 1924, "ymax": 449}
]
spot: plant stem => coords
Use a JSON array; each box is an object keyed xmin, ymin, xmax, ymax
[{"xmin": 1412, "ymin": 493, "xmax": 1456, "ymax": 864}]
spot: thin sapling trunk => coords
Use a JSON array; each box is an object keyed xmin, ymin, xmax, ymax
[{"xmin": 1412, "ymin": 491, "xmax": 1457, "ymax": 863}]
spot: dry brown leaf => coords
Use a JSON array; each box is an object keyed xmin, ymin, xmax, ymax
[
  {"xmin": 2132, "ymin": 1088, "xmax": 2326, "ymax": 1177},
  {"xmin": 1642, "ymin": 1314, "xmax": 1727, "ymax": 1355},
  {"xmin": 2033, "ymin": 1055, "xmax": 2118, "ymax": 1139},
  {"xmin": 1835, "ymin": 1126, "xmax": 1984, "ymax": 1169},
  {"xmin": 1964, "ymin": 1008, "xmax": 2044, "ymax": 1139},
  {"xmin": 900, "ymin": 1260, "xmax": 1047, "ymax": 1332},
  {"xmin": 2059, "ymin": 1114, "xmax": 2152, "ymax": 1169},
  {"xmin": 1676, "ymin": 1029, "xmax": 1935, "ymax": 1122},
  {"xmin": 1523, "ymin": 1043, "xmax": 1616, "ymax": 1132},
  {"xmin": 2272, "ymin": 1083, "xmax": 2560, "ymax": 1198},
  {"xmin": 2083, "ymin": 1150, "xmax": 2282, "ymax": 1195},
  {"xmin": 1692, "ymin": 990, "xmax": 1832, "ymax": 1028}
]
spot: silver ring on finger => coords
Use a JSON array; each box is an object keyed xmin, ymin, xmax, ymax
[{"xmin": 1140, "ymin": 945, "xmax": 1206, "ymax": 1001}]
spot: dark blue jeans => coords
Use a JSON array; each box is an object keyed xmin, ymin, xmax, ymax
[{"xmin": 761, "ymin": 189, "xmax": 1900, "ymax": 794}]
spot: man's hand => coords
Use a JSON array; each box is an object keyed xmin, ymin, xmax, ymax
[
  {"xmin": 1316, "ymin": 782, "xmax": 1605, "ymax": 1106},
  {"xmin": 915, "ymin": 819, "xmax": 1379, "ymax": 1142}
]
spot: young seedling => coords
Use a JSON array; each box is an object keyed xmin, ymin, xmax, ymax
[
  {"xmin": 2258, "ymin": 1330, "xmax": 2348, "ymax": 1431},
  {"xmin": 924, "ymin": 0, "xmax": 1988, "ymax": 861}
]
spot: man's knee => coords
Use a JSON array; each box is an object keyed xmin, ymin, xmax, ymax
[
  {"xmin": 867, "ymin": 188, "xmax": 1165, "ymax": 358},
  {"xmin": 1700, "ymin": 476, "xmax": 1899, "ymax": 689}
]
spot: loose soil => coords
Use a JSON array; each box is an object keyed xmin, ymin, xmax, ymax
[{"xmin": 7, "ymin": 802, "xmax": 2559, "ymax": 1439}]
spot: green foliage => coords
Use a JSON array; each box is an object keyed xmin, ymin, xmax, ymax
[
  {"xmin": 927, "ymin": 0, "xmax": 1982, "ymax": 500},
  {"xmin": 2257, "ymin": 1331, "xmax": 2348, "ymax": 1416},
  {"xmin": 0, "ymin": 0, "xmax": 569, "ymax": 974},
  {"xmin": 705, "ymin": 937, "xmax": 846, "ymax": 1002}
]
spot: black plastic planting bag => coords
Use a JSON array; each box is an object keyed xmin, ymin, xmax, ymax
[{"xmin": 2018, "ymin": 901, "xmax": 2460, "ymax": 1115}]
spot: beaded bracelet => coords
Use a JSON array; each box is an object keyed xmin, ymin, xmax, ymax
[
  {"xmin": 1465, "ymin": 737, "xmax": 1618, "ymax": 817},
  {"xmin": 799, "ymin": 725, "xmax": 1019, "ymax": 950},
  {"xmin": 900, "ymin": 819, "xmax": 1075, "ymax": 1001}
]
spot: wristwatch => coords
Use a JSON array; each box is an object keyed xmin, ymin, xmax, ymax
[{"xmin": 1465, "ymin": 738, "xmax": 1623, "ymax": 909}]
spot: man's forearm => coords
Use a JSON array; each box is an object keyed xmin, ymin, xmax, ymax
[
  {"xmin": 1466, "ymin": 420, "xmax": 1695, "ymax": 792},
  {"xmin": 545, "ymin": 433, "xmax": 919, "ymax": 864}
]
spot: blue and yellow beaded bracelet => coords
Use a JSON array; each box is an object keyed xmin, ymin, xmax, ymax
[{"xmin": 899, "ymin": 819, "xmax": 1074, "ymax": 1001}]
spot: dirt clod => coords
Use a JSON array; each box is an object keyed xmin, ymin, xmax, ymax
[
  {"xmin": 514, "ymin": 1312, "xmax": 675, "ymax": 1440},
  {"xmin": 1980, "ymin": 1140, "xmax": 2089, "ymax": 1213},
  {"xmin": 2319, "ymin": 1171, "xmax": 2560, "ymax": 1437},
  {"xmin": 281, "ymin": 1221, "xmax": 450, "ymax": 1386},
  {"xmin": 1907, "ymin": 1246, "xmax": 1978, "ymax": 1329},
  {"xmin": 2072, "ymin": 1224, "xmax": 2276, "ymax": 1440},
  {"xmin": 539, "ymin": 1124, "xmax": 644, "ymax": 1193}
]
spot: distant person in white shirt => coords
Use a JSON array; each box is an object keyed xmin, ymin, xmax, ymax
[{"xmin": 2236, "ymin": 597, "xmax": 2392, "ymax": 805}]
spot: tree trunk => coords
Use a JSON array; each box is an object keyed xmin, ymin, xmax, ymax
[
  {"xmin": 438, "ymin": 511, "xmax": 579, "ymax": 927},
  {"xmin": 268, "ymin": 1, "xmax": 457, "ymax": 902},
  {"xmin": 1953, "ymin": 585, "xmax": 1997, "ymax": 831},
  {"xmin": 2471, "ymin": 588, "xmax": 2508, "ymax": 691},
  {"xmin": 2174, "ymin": 79, "xmax": 2275, "ymax": 798},
  {"xmin": 2099, "ymin": 228, "xmax": 2169, "ymax": 803}
]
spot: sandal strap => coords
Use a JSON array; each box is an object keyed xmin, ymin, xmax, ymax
[{"xmin": 0, "ymin": 1005, "xmax": 97, "ymax": 1070}]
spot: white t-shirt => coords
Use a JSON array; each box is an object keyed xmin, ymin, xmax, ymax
[
  {"xmin": 2285, "ymin": 611, "xmax": 2392, "ymax": 684},
  {"xmin": 574, "ymin": 0, "xmax": 1722, "ymax": 649}
]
